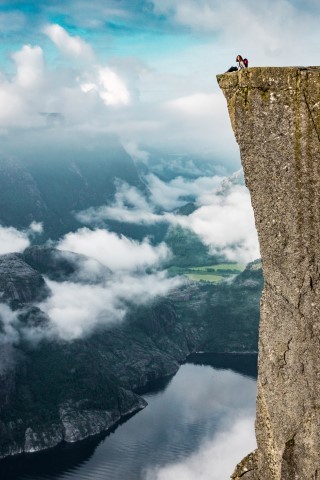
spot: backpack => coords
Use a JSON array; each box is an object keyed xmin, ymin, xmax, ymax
[{"xmin": 243, "ymin": 58, "xmax": 248, "ymax": 68}]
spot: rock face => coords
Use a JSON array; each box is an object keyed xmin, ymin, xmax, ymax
[
  {"xmin": 0, "ymin": 254, "xmax": 50, "ymax": 307},
  {"xmin": 218, "ymin": 67, "xmax": 320, "ymax": 479}
]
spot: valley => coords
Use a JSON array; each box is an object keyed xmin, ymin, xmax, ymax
[{"xmin": 0, "ymin": 136, "xmax": 261, "ymax": 462}]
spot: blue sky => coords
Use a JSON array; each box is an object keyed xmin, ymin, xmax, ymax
[
  {"xmin": 0, "ymin": 0, "xmax": 319, "ymax": 169},
  {"xmin": 0, "ymin": 1, "xmax": 205, "ymax": 72}
]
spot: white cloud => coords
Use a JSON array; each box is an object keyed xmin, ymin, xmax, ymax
[
  {"xmin": 0, "ymin": 44, "xmax": 47, "ymax": 127},
  {"xmin": 97, "ymin": 67, "xmax": 131, "ymax": 106},
  {"xmin": 123, "ymin": 141, "xmax": 150, "ymax": 163},
  {"xmin": 76, "ymin": 175, "xmax": 224, "ymax": 225},
  {"xmin": 147, "ymin": 174, "xmax": 260, "ymax": 264},
  {"xmin": 3, "ymin": 0, "xmax": 320, "ymax": 167},
  {"xmin": 39, "ymin": 279, "xmax": 125, "ymax": 340},
  {"xmin": 78, "ymin": 201, "xmax": 163, "ymax": 227},
  {"xmin": 0, "ymin": 22, "xmax": 239, "ymax": 163},
  {"xmin": 57, "ymin": 228, "xmax": 170, "ymax": 272},
  {"xmin": 80, "ymin": 67, "xmax": 131, "ymax": 107},
  {"xmin": 166, "ymin": 93, "xmax": 221, "ymax": 117},
  {"xmin": 186, "ymin": 185, "xmax": 259, "ymax": 263},
  {"xmin": 77, "ymin": 173, "xmax": 259, "ymax": 264},
  {"xmin": 43, "ymin": 226, "xmax": 185, "ymax": 340},
  {"xmin": 115, "ymin": 184, "xmax": 151, "ymax": 212},
  {"xmin": 0, "ymin": 45, "xmax": 48, "ymax": 127},
  {"xmin": 12, "ymin": 45, "xmax": 45, "ymax": 89},
  {"xmin": 151, "ymin": 90, "xmax": 236, "ymax": 161},
  {"xmin": 0, "ymin": 86, "xmax": 25, "ymax": 126},
  {"xmin": 38, "ymin": 270, "xmax": 182, "ymax": 340},
  {"xmin": 80, "ymin": 66, "xmax": 131, "ymax": 106},
  {"xmin": 0, "ymin": 223, "xmax": 44, "ymax": 255},
  {"xmin": 44, "ymin": 24, "xmax": 94, "ymax": 60},
  {"xmin": 0, "ymin": 226, "xmax": 30, "ymax": 255},
  {"xmin": 28, "ymin": 222, "xmax": 43, "ymax": 234},
  {"xmin": 151, "ymin": 0, "xmax": 320, "ymax": 66},
  {"xmin": 0, "ymin": 304, "xmax": 20, "ymax": 345},
  {"xmin": 147, "ymin": 174, "xmax": 223, "ymax": 210},
  {"xmin": 0, "ymin": 225, "xmax": 182, "ymax": 342},
  {"xmin": 0, "ymin": 35, "xmax": 132, "ymax": 134},
  {"xmin": 78, "ymin": 175, "xmax": 225, "ymax": 223}
]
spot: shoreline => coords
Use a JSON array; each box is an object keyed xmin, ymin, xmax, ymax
[{"xmin": 0, "ymin": 350, "xmax": 258, "ymax": 466}]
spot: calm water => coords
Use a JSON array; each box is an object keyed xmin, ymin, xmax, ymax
[{"xmin": 1, "ymin": 354, "xmax": 258, "ymax": 480}]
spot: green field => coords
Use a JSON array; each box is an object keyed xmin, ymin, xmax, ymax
[
  {"xmin": 189, "ymin": 263, "xmax": 244, "ymax": 272},
  {"xmin": 185, "ymin": 273, "xmax": 225, "ymax": 282},
  {"xmin": 168, "ymin": 263, "xmax": 245, "ymax": 283}
]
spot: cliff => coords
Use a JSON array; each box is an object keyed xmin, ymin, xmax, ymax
[{"xmin": 218, "ymin": 67, "xmax": 320, "ymax": 479}]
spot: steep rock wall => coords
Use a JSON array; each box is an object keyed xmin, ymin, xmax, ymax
[{"xmin": 218, "ymin": 67, "xmax": 320, "ymax": 479}]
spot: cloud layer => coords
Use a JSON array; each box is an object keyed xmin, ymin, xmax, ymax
[
  {"xmin": 25, "ymin": 227, "xmax": 181, "ymax": 341},
  {"xmin": 150, "ymin": 0, "xmax": 320, "ymax": 65},
  {"xmin": 0, "ymin": 227, "xmax": 181, "ymax": 343},
  {"xmin": 39, "ymin": 270, "xmax": 182, "ymax": 341},
  {"xmin": 57, "ymin": 228, "xmax": 170, "ymax": 271},
  {"xmin": 44, "ymin": 24, "xmax": 94, "ymax": 60},
  {"xmin": 0, "ymin": 304, "xmax": 20, "ymax": 345},
  {"xmin": 0, "ymin": 19, "xmax": 239, "ymax": 166},
  {"xmin": 0, "ymin": 222, "xmax": 43, "ymax": 255},
  {"xmin": 2, "ymin": 0, "xmax": 320, "ymax": 169},
  {"xmin": 78, "ymin": 173, "xmax": 259, "ymax": 264}
]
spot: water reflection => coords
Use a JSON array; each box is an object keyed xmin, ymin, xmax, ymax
[
  {"xmin": 187, "ymin": 352, "xmax": 258, "ymax": 379},
  {"xmin": 1, "ymin": 354, "xmax": 257, "ymax": 480}
]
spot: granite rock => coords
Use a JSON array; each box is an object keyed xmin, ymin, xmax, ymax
[{"xmin": 218, "ymin": 67, "xmax": 320, "ymax": 479}]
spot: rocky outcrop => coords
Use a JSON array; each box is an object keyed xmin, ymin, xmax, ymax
[
  {"xmin": 218, "ymin": 67, "xmax": 320, "ymax": 479},
  {"xmin": 21, "ymin": 245, "xmax": 111, "ymax": 282},
  {"xmin": 0, "ymin": 254, "xmax": 50, "ymax": 307}
]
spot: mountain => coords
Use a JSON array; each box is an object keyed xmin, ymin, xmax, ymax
[
  {"xmin": 135, "ymin": 147, "xmax": 223, "ymax": 181},
  {"xmin": 165, "ymin": 225, "xmax": 221, "ymax": 267},
  {"xmin": 0, "ymin": 138, "xmax": 144, "ymax": 240},
  {"xmin": 0, "ymin": 246, "xmax": 262, "ymax": 458}
]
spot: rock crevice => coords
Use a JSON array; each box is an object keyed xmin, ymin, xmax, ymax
[{"xmin": 218, "ymin": 67, "xmax": 320, "ymax": 479}]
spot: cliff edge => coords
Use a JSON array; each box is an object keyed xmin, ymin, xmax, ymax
[{"xmin": 218, "ymin": 67, "xmax": 320, "ymax": 479}]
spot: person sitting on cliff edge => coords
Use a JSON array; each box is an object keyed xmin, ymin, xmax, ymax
[
  {"xmin": 226, "ymin": 55, "xmax": 249, "ymax": 73},
  {"xmin": 236, "ymin": 54, "xmax": 248, "ymax": 69}
]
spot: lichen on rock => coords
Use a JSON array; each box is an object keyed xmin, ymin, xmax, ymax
[{"xmin": 218, "ymin": 67, "xmax": 320, "ymax": 479}]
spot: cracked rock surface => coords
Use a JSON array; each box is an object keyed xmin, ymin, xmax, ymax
[{"xmin": 218, "ymin": 67, "xmax": 320, "ymax": 479}]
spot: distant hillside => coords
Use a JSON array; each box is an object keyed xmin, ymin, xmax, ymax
[
  {"xmin": 0, "ymin": 139, "xmax": 144, "ymax": 240},
  {"xmin": 165, "ymin": 225, "xmax": 221, "ymax": 267}
]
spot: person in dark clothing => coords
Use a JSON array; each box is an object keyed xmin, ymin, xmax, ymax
[{"xmin": 226, "ymin": 66, "xmax": 238, "ymax": 72}]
